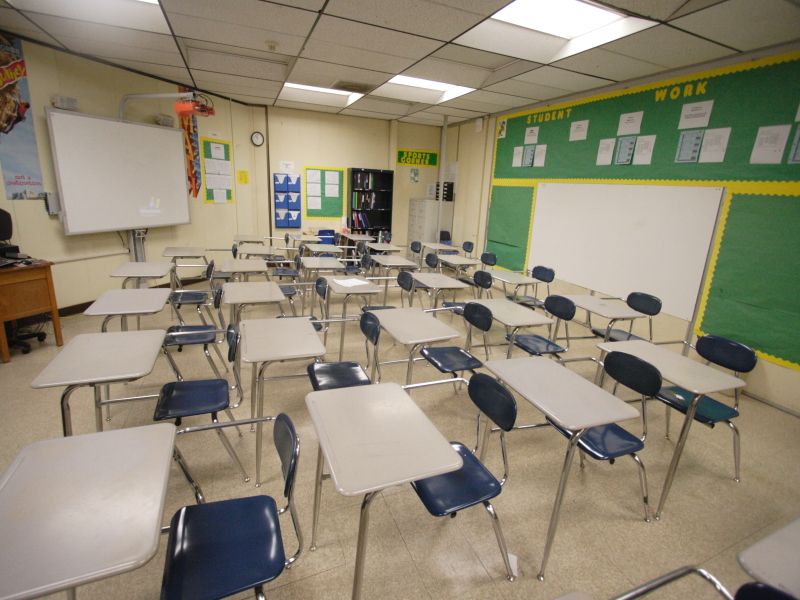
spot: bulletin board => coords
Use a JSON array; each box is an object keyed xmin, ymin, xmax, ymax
[
  {"xmin": 305, "ymin": 167, "xmax": 344, "ymax": 218},
  {"xmin": 201, "ymin": 137, "xmax": 234, "ymax": 204}
]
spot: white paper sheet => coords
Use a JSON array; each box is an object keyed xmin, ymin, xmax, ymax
[
  {"xmin": 617, "ymin": 111, "xmax": 643, "ymax": 136},
  {"xmin": 324, "ymin": 171, "xmax": 340, "ymax": 185},
  {"xmin": 205, "ymin": 173, "xmax": 232, "ymax": 190},
  {"xmin": 307, "ymin": 170, "xmax": 321, "ymax": 184},
  {"xmin": 334, "ymin": 278, "xmax": 368, "ymax": 287},
  {"xmin": 596, "ymin": 138, "xmax": 615, "ymax": 166},
  {"xmin": 279, "ymin": 161, "xmax": 294, "ymax": 173},
  {"xmin": 212, "ymin": 189, "xmax": 227, "ymax": 203},
  {"xmin": 750, "ymin": 124, "xmax": 791, "ymax": 164},
  {"xmin": 210, "ymin": 143, "xmax": 225, "ymax": 160},
  {"xmin": 204, "ymin": 158, "xmax": 231, "ymax": 175},
  {"xmin": 678, "ymin": 100, "xmax": 714, "ymax": 129},
  {"xmin": 533, "ymin": 144, "xmax": 547, "ymax": 167},
  {"xmin": 307, "ymin": 196, "xmax": 321, "ymax": 210},
  {"xmin": 512, "ymin": 146, "xmax": 523, "ymax": 167},
  {"xmin": 698, "ymin": 127, "xmax": 731, "ymax": 163},
  {"xmin": 325, "ymin": 184, "xmax": 339, "ymax": 197},
  {"xmin": 524, "ymin": 126, "xmax": 539, "ymax": 144},
  {"xmin": 632, "ymin": 135, "xmax": 656, "ymax": 165},
  {"xmin": 307, "ymin": 182, "xmax": 321, "ymax": 196},
  {"xmin": 569, "ymin": 120, "xmax": 589, "ymax": 141}
]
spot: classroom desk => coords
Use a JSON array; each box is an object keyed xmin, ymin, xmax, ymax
[
  {"xmin": 437, "ymin": 254, "xmax": 481, "ymax": 279},
  {"xmin": 110, "ymin": 261, "xmax": 172, "ymax": 289},
  {"xmin": 369, "ymin": 254, "xmax": 417, "ymax": 304},
  {"xmin": 411, "ymin": 271, "xmax": 469, "ymax": 308},
  {"xmin": 240, "ymin": 317, "xmax": 326, "ymax": 486},
  {"xmin": 374, "ymin": 307, "xmax": 460, "ymax": 384},
  {"xmin": 301, "ymin": 256, "xmax": 345, "ymax": 282},
  {"xmin": 486, "ymin": 269, "xmax": 538, "ymax": 299},
  {"xmin": 161, "ymin": 246, "xmax": 206, "ymax": 261},
  {"xmin": 485, "ymin": 356, "xmax": 639, "ymax": 580},
  {"xmin": 83, "ymin": 288, "xmax": 170, "ymax": 331},
  {"xmin": 324, "ymin": 276, "xmax": 381, "ymax": 360},
  {"xmin": 365, "ymin": 242, "xmax": 401, "ymax": 254},
  {"xmin": 0, "ymin": 260, "xmax": 63, "ymax": 363},
  {"xmin": 306, "ymin": 383, "xmax": 462, "ymax": 600},
  {"xmin": 421, "ymin": 241, "xmax": 455, "ymax": 253},
  {"xmin": 0, "ymin": 424, "xmax": 175, "ymax": 600},
  {"xmin": 738, "ymin": 516, "xmax": 800, "ymax": 597},
  {"xmin": 470, "ymin": 298, "xmax": 552, "ymax": 355},
  {"xmin": 218, "ymin": 258, "xmax": 270, "ymax": 281},
  {"xmin": 236, "ymin": 243, "xmax": 282, "ymax": 259},
  {"xmin": 341, "ymin": 233, "xmax": 375, "ymax": 243},
  {"xmin": 596, "ymin": 339, "xmax": 745, "ymax": 519},
  {"xmin": 234, "ymin": 233, "xmax": 266, "ymax": 245},
  {"xmin": 564, "ymin": 295, "xmax": 646, "ymax": 340},
  {"xmin": 306, "ymin": 243, "xmax": 344, "ymax": 256},
  {"xmin": 222, "ymin": 281, "xmax": 287, "ymax": 324},
  {"xmin": 287, "ymin": 233, "xmax": 321, "ymax": 246},
  {"xmin": 31, "ymin": 330, "xmax": 166, "ymax": 436}
]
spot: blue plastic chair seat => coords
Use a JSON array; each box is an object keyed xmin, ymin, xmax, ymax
[
  {"xmin": 657, "ymin": 385, "xmax": 738, "ymax": 425},
  {"xmin": 591, "ymin": 326, "xmax": 644, "ymax": 342},
  {"xmin": 508, "ymin": 294, "xmax": 544, "ymax": 308},
  {"xmin": 273, "ymin": 267, "xmax": 299, "ymax": 278},
  {"xmin": 548, "ymin": 418, "xmax": 644, "ymax": 460},
  {"xmin": 508, "ymin": 333, "xmax": 565, "ymax": 355},
  {"xmin": 442, "ymin": 301, "xmax": 465, "ymax": 315},
  {"xmin": 169, "ymin": 290, "xmax": 208, "ymax": 305},
  {"xmin": 307, "ymin": 361, "xmax": 371, "ymax": 391},
  {"xmin": 161, "ymin": 495, "xmax": 285, "ymax": 600},
  {"xmin": 421, "ymin": 346, "xmax": 482, "ymax": 373},
  {"xmin": 154, "ymin": 379, "xmax": 228, "ymax": 421},
  {"xmin": 412, "ymin": 443, "xmax": 500, "ymax": 516},
  {"xmin": 278, "ymin": 284, "xmax": 297, "ymax": 298},
  {"xmin": 165, "ymin": 325, "xmax": 216, "ymax": 346}
]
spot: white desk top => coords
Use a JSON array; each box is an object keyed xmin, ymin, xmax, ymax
[
  {"xmin": 0, "ymin": 424, "xmax": 175, "ymax": 600},
  {"xmin": 306, "ymin": 383, "xmax": 462, "ymax": 496},
  {"xmin": 422, "ymin": 242, "xmax": 455, "ymax": 252},
  {"xmin": 486, "ymin": 269, "xmax": 536, "ymax": 285},
  {"xmin": 110, "ymin": 261, "xmax": 172, "ymax": 279},
  {"xmin": 31, "ymin": 330, "xmax": 166, "ymax": 389},
  {"xmin": 564, "ymin": 295, "xmax": 645, "ymax": 320},
  {"xmin": 366, "ymin": 242, "xmax": 401, "ymax": 253},
  {"xmin": 485, "ymin": 356, "xmax": 639, "ymax": 431},
  {"xmin": 597, "ymin": 340, "xmax": 745, "ymax": 395},
  {"xmin": 437, "ymin": 255, "xmax": 480, "ymax": 267},
  {"xmin": 738, "ymin": 516, "xmax": 800, "ymax": 597},
  {"xmin": 301, "ymin": 256, "xmax": 345, "ymax": 270},
  {"xmin": 161, "ymin": 246, "xmax": 205, "ymax": 258},
  {"xmin": 84, "ymin": 289, "xmax": 171, "ymax": 317},
  {"xmin": 237, "ymin": 243, "xmax": 281, "ymax": 256},
  {"xmin": 306, "ymin": 243, "xmax": 343, "ymax": 255},
  {"xmin": 325, "ymin": 276, "xmax": 380, "ymax": 295},
  {"xmin": 222, "ymin": 281, "xmax": 286, "ymax": 305},
  {"xmin": 412, "ymin": 272, "xmax": 469, "ymax": 290},
  {"xmin": 288, "ymin": 233, "xmax": 322, "ymax": 243},
  {"xmin": 342, "ymin": 233, "xmax": 375, "ymax": 242},
  {"xmin": 375, "ymin": 307, "xmax": 460, "ymax": 346},
  {"xmin": 234, "ymin": 234, "xmax": 265, "ymax": 243},
  {"xmin": 219, "ymin": 258, "xmax": 269, "ymax": 273},
  {"xmin": 240, "ymin": 318, "xmax": 326, "ymax": 363},
  {"xmin": 471, "ymin": 298, "xmax": 552, "ymax": 328},
  {"xmin": 370, "ymin": 254, "xmax": 417, "ymax": 268}
]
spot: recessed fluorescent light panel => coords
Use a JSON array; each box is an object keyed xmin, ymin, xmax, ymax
[
  {"xmin": 134, "ymin": 0, "xmax": 160, "ymax": 4},
  {"xmin": 387, "ymin": 75, "xmax": 474, "ymax": 103},
  {"xmin": 281, "ymin": 83, "xmax": 363, "ymax": 107},
  {"xmin": 492, "ymin": 0, "xmax": 623, "ymax": 39}
]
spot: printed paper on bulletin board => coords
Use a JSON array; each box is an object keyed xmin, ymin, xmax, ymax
[
  {"xmin": 305, "ymin": 167, "xmax": 344, "ymax": 218},
  {"xmin": 201, "ymin": 137, "xmax": 234, "ymax": 204}
]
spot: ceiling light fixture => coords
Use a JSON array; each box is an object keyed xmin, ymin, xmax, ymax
[
  {"xmin": 283, "ymin": 83, "xmax": 363, "ymax": 106},
  {"xmin": 492, "ymin": 0, "xmax": 623, "ymax": 39},
  {"xmin": 133, "ymin": 0, "xmax": 160, "ymax": 4},
  {"xmin": 387, "ymin": 75, "xmax": 474, "ymax": 103}
]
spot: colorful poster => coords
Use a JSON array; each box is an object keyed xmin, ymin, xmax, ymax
[
  {"xmin": 178, "ymin": 86, "xmax": 201, "ymax": 198},
  {"xmin": 200, "ymin": 137, "xmax": 233, "ymax": 204},
  {"xmin": 0, "ymin": 34, "xmax": 43, "ymax": 199}
]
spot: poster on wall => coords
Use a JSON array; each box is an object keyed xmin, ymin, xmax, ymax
[
  {"xmin": 201, "ymin": 137, "xmax": 233, "ymax": 204},
  {"xmin": 0, "ymin": 34, "xmax": 44, "ymax": 200},
  {"xmin": 178, "ymin": 86, "xmax": 201, "ymax": 198}
]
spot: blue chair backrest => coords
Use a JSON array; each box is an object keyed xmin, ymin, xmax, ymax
[
  {"xmin": 284, "ymin": 233, "xmax": 290, "ymax": 245},
  {"xmin": 382, "ymin": 231, "xmax": 392, "ymax": 242},
  {"xmin": 425, "ymin": 253, "xmax": 439, "ymax": 269},
  {"xmin": 231, "ymin": 244, "xmax": 238, "ymax": 258},
  {"xmin": 480, "ymin": 252, "xmax": 497, "ymax": 267},
  {"xmin": 293, "ymin": 254, "xmax": 301, "ymax": 269},
  {"xmin": 298, "ymin": 243, "xmax": 306, "ymax": 256},
  {"xmin": 735, "ymin": 582, "xmax": 796, "ymax": 600},
  {"xmin": 531, "ymin": 265, "xmax": 555, "ymax": 283},
  {"xmin": 317, "ymin": 229, "xmax": 335, "ymax": 245},
  {"xmin": 315, "ymin": 277, "xmax": 327, "ymax": 299},
  {"xmin": 397, "ymin": 270, "xmax": 414, "ymax": 292},
  {"xmin": 627, "ymin": 292, "xmax": 662, "ymax": 316},
  {"xmin": 604, "ymin": 351, "xmax": 662, "ymax": 396},
  {"xmin": 273, "ymin": 413, "xmax": 299, "ymax": 499},
  {"xmin": 360, "ymin": 254, "xmax": 372, "ymax": 269},
  {"xmin": 439, "ymin": 230, "xmax": 452, "ymax": 243},
  {"xmin": 544, "ymin": 295, "xmax": 575, "ymax": 321},
  {"xmin": 334, "ymin": 232, "xmax": 342, "ymax": 245},
  {"xmin": 462, "ymin": 241, "xmax": 474, "ymax": 253},
  {"xmin": 204, "ymin": 260, "xmax": 215, "ymax": 280},
  {"xmin": 226, "ymin": 325, "xmax": 238, "ymax": 363},
  {"xmin": 464, "ymin": 302, "xmax": 493, "ymax": 332},
  {"xmin": 213, "ymin": 286, "xmax": 223, "ymax": 309},
  {"xmin": 696, "ymin": 335, "xmax": 757, "ymax": 373},
  {"xmin": 360, "ymin": 311, "xmax": 381, "ymax": 345},
  {"xmin": 410, "ymin": 241, "xmax": 422, "ymax": 254},
  {"xmin": 468, "ymin": 373, "xmax": 516, "ymax": 432},
  {"xmin": 473, "ymin": 270, "xmax": 493, "ymax": 290},
  {"xmin": 357, "ymin": 241, "xmax": 367, "ymax": 256}
]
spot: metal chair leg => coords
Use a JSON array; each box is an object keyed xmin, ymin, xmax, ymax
[
  {"xmin": 727, "ymin": 420, "xmax": 741, "ymax": 482},
  {"xmin": 212, "ymin": 414, "xmax": 250, "ymax": 482},
  {"xmin": 203, "ymin": 346, "xmax": 223, "ymax": 379},
  {"xmin": 209, "ymin": 340, "xmax": 229, "ymax": 373},
  {"xmin": 665, "ymin": 404, "xmax": 671, "ymax": 439},
  {"xmin": 173, "ymin": 446, "xmax": 205, "ymax": 504},
  {"xmin": 630, "ymin": 453, "xmax": 651, "ymax": 522},
  {"xmin": 482, "ymin": 500, "xmax": 516, "ymax": 581},
  {"xmin": 311, "ymin": 445, "xmax": 324, "ymax": 551},
  {"xmin": 163, "ymin": 347, "xmax": 184, "ymax": 381}
]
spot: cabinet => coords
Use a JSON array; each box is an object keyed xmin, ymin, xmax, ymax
[
  {"xmin": 348, "ymin": 168, "xmax": 393, "ymax": 236},
  {"xmin": 407, "ymin": 198, "xmax": 454, "ymax": 244}
]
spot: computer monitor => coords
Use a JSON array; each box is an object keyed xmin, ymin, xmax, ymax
[{"xmin": 0, "ymin": 208, "xmax": 11, "ymax": 242}]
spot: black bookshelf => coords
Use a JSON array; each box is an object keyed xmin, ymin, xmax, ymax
[{"xmin": 348, "ymin": 168, "xmax": 393, "ymax": 237}]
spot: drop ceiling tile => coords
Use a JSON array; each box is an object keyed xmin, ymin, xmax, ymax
[
  {"xmin": 192, "ymin": 70, "xmax": 283, "ymax": 96},
  {"xmin": 670, "ymin": 0, "xmax": 800, "ymax": 51},
  {"xmin": 346, "ymin": 96, "xmax": 415, "ymax": 116},
  {"xmin": 178, "ymin": 38, "xmax": 292, "ymax": 63},
  {"xmin": 668, "ymin": 0, "xmax": 729, "ymax": 20},
  {"xmin": 403, "ymin": 56, "xmax": 489, "ymax": 88},
  {"xmin": 370, "ymin": 82, "xmax": 443, "ymax": 104},
  {"xmin": 288, "ymin": 58, "xmax": 391, "ymax": 91},
  {"xmin": 455, "ymin": 19, "xmax": 565, "ymax": 64},
  {"xmin": 167, "ymin": 12, "xmax": 308, "ymax": 56},
  {"xmin": 0, "ymin": 7, "xmax": 60, "ymax": 46},
  {"xmin": 161, "ymin": 0, "xmax": 316, "ymax": 37},
  {"xmin": 434, "ymin": 0, "xmax": 509, "ymax": 12},
  {"xmin": 496, "ymin": 78, "xmax": 569, "ymax": 101},
  {"xmin": 599, "ymin": 0, "xmax": 690, "ymax": 21},
  {"xmin": 323, "ymin": 0, "xmax": 491, "ymax": 41},
  {"xmin": 482, "ymin": 79, "xmax": 544, "ymax": 100},
  {"xmin": 602, "ymin": 24, "xmax": 733, "ymax": 68},
  {"xmin": 186, "ymin": 47, "xmax": 287, "ymax": 81},
  {"xmin": 278, "ymin": 85, "xmax": 354, "ymax": 108},
  {"xmin": 338, "ymin": 108, "xmax": 398, "ymax": 120},
  {"xmin": 227, "ymin": 93, "xmax": 275, "ymax": 104},
  {"xmin": 301, "ymin": 39, "xmax": 418, "ymax": 73},
  {"xmin": 552, "ymin": 48, "xmax": 664, "ymax": 81},
  {"xmin": 274, "ymin": 99, "xmax": 342, "ymax": 113},
  {"xmin": 512, "ymin": 66, "xmax": 613, "ymax": 92},
  {"xmin": 432, "ymin": 44, "xmax": 517, "ymax": 70},
  {"xmin": 424, "ymin": 105, "xmax": 484, "ymax": 119},
  {"xmin": 107, "ymin": 58, "xmax": 194, "ymax": 85},
  {"xmin": 270, "ymin": 0, "xmax": 325, "ymax": 9},
  {"xmin": 55, "ymin": 34, "xmax": 184, "ymax": 67},
  {"xmin": 481, "ymin": 58, "xmax": 542, "ymax": 87},
  {"xmin": 438, "ymin": 89, "xmax": 533, "ymax": 113},
  {"xmin": 400, "ymin": 112, "xmax": 445, "ymax": 125},
  {"xmin": 11, "ymin": 0, "xmax": 170, "ymax": 34}
]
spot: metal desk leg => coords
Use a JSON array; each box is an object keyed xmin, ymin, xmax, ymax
[
  {"xmin": 352, "ymin": 491, "xmax": 379, "ymax": 600},
  {"xmin": 382, "ymin": 268, "xmax": 390, "ymax": 305},
  {"xmin": 255, "ymin": 361, "xmax": 273, "ymax": 487},
  {"xmin": 338, "ymin": 294, "xmax": 352, "ymax": 361},
  {"xmin": 655, "ymin": 395, "xmax": 700, "ymax": 520},
  {"xmin": 406, "ymin": 343, "xmax": 421, "ymax": 385},
  {"xmin": 311, "ymin": 445, "xmax": 324, "ymax": 551},
  {"xmin": 594, "ymin": 349, "xmax": 608, "ymax": 385},
  {"xmin": 93, "ymin": 385, "xmax": 104, "ymax": 433},
  {"xmin": 59, "ymin": 384, "xmax": 81, "ymax": 437},
  {"xmin": 249, "ymin": 364, "xmax": 258, "ymax": 431},
  {"xmin": 538, "ymin": 431, "xmax": 584, "ymax": 581}
]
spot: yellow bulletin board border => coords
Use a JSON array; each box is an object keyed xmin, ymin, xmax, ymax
[
  {"xmin": 200, "ymin": 137, "xmax": 234, "ymax": 204},
  {"xmin": 304, "ymin": 166, "xmax": 345, "ymax": 220}
]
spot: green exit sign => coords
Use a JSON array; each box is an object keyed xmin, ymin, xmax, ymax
[{"xmin": 397, "ymin": 148, "xmax": 438, "ymax": 167}]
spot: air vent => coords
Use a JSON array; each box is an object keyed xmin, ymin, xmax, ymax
[{"xmin": 332, "ymin": 81, "xmax": 373, "ymax": 94}]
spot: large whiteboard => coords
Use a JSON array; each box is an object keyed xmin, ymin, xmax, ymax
[
  {"xmin": 529, "ymin": 183, "xmax": 723, "ymax": 321},
  {"xmin": 46, "ymin": 108, "xmax": 190, "ymax": 235}
]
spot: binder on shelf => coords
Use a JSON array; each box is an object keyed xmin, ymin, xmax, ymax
[
  {"xmin": 287, "ymin": 210, "xmax": 301, "ymax": 228},
  {"xmin": 274, "ymin": 193, "xmax": 288, "ymax": 210},
  {"xmin": 287, "ymin": 193, "xmax": 301, "ymax": 210},
  {"xmin": 273, "ymin": 173, "xmax": 289, "ymax": 193},
  {"xmin": 287, "ymin": 175, "xmax": 301, "ymax": 193}
]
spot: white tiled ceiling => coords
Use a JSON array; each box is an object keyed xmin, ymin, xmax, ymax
[{"xmin": 0, "ymin": 0, "xmax": 796, "ymax": 122}]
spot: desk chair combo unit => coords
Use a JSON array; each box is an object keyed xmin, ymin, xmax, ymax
[
  {"xmin": 443, "ymin": 269, "xmax": 494, "ymax": 315},
  {"xmin": 508, "ymin": 265, "xmax": 555, "ymax": 308},
  {"xmin": 507, "ymin": 294, "xmax": 576, "ymax": 360}
]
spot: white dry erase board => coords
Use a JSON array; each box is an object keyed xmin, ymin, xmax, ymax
[
  {"xmin": 529, "ymin": 182, "xmax": 723, "ymax": 321},
  {"xmin": 46, "ymin": 108, "xmax": 190, "ymax": 235}
]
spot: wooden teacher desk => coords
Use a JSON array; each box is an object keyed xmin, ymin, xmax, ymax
[{"xmin": 0, "ymin": 260, "xmax": 63, "ymax": 363}]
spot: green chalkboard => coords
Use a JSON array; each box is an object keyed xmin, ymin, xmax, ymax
[
  {"xmin": 485, "ymin": 186, "xmax": 533, "ymax": 271},
  {"xmin": 305, "ymin": 167, "xmax": 344, "ymax": 218},
  {"xmin": 494, "ymin": 55, "xmax": 800, "ymax": 182},
  {"xmin": 700, "ymin": 194, "xmax": 800, "ymax": 365}
]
